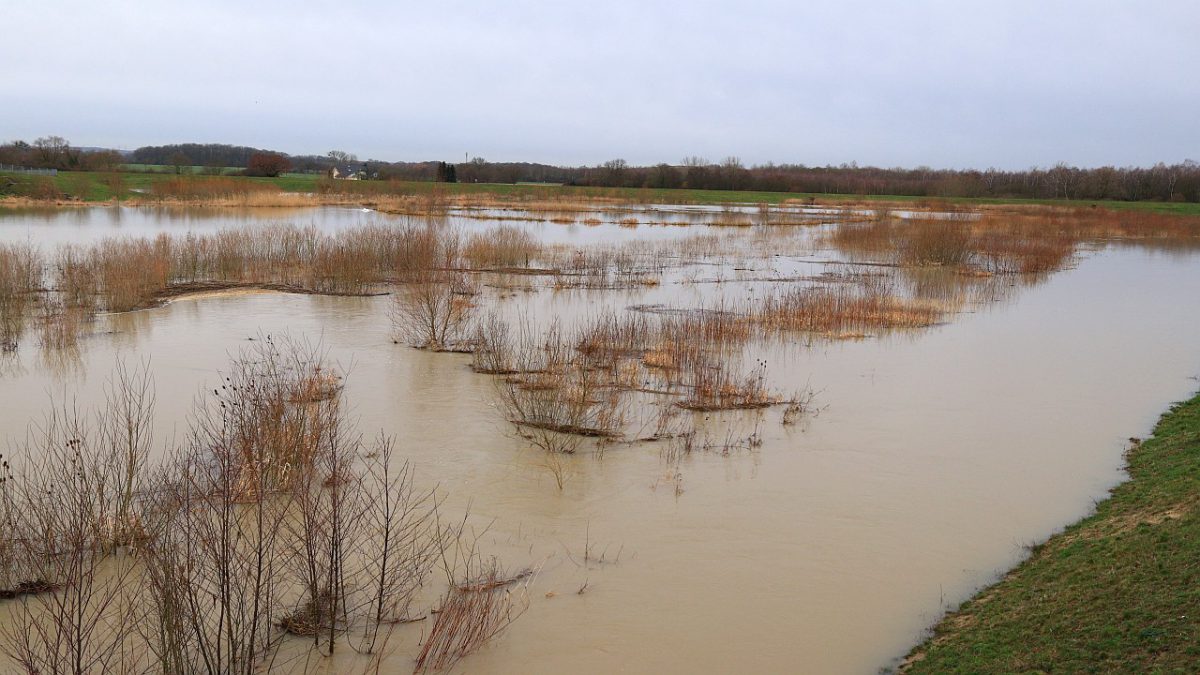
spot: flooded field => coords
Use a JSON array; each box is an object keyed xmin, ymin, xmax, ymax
[{"xmin": 1, "ymin": 203, "xmax": 1198, "ymax": 673}]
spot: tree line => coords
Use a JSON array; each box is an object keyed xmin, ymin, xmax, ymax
[
  {"xmin": 425, "ymin": 156, "xmax": 1200, "ymax": 203},
  {"xmin": 0, "ymin": 136, "xmax": 123, "ymax": 171},
  {"xmin": 559, "ymin": 158, "xmax": 1200, "ymax": 203},
  {"xmin": 5, "ymin": 137, "xmax": 1199, "ymax": 203}
]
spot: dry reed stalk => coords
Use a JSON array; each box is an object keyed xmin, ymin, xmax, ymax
[{"xmin": 414, "ymin": 557, "xmax": 527, "ymax": 673}]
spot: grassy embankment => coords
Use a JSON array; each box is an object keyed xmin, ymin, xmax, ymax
[
  {"xmin": 904, "ymin": 391, "xmax": 1200, "ymax": 673},
  {"xmin": 3, "ymin": 168, "xmax": 1200, "ymax": 214}
]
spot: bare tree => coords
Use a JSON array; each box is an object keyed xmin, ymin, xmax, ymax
[{"xmin": 390, "ymin": 272, "xmax": 475, "ymax": 351}]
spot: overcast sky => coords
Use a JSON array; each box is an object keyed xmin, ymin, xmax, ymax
[{"xmin": 2, "ymin": 1, "xmax": 1196, "ymax": 169}]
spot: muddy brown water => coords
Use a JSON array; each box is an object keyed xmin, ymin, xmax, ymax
[{"xmin": 1, "ymin": 206, "xmax": 1199, "ymax": 672}]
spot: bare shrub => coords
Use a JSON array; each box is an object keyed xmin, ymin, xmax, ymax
[
  {"xmin": 0, "ymin": 367, "xmax": 156, "ymax": 674},
  {"xmin": 470, "ymin": 311, "xmax": 519, "ymax": 375},
  {"xmin": 391, "ymin": 273, "xmax": 476, "ymax": 351},
  {"xmin": 351, "ymin": 440, "xmax": 445, "ymax": 653},
  {"xmin": 490, "ymin": 321, "xmax": 625, "ymax": 451},
  {"xmin": 0, "ymin": 341, "xmax": 495, "ymax": 673}
]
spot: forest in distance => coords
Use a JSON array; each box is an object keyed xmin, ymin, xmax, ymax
[{"xmin": 3, "ymin": 137, "xmax": 1199, "ymax": 204}]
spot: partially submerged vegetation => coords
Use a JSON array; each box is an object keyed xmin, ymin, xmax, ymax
[
  {"xmin": 1, "ymin": 195, "xmax": 1199, "ymax": 670},
  {"xmin": 903, "ymin": 391, "xmax": 1200, "ymax": 673},
  {"xmin": 0, "ymin": 340, "xmax": 527, "ymax": 673},
  {"xmin": 471, "ymin": 308, "xmax": 794, "ymax": 471}
]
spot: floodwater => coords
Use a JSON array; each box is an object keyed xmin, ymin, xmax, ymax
[{"xmin": 1, "ymin": 206, "xmax": 1199, "ymax": 673}]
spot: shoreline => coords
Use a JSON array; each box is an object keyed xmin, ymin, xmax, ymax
[{"xmin": 901, "ymin": 389, "xmax": 1200, "ymax": 672}]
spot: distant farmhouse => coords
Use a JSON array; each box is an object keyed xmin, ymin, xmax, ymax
[{"xmin": 328, "ymin": 164, "xmax": 369, "ymax": 180}]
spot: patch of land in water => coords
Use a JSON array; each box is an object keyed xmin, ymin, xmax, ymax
[
  {"xmin": 136, "ymin": 280, "xmax": 386, "ymax": 310},
  {"xmin": 902, "ymin": 390, "xmax": 1200, "ymax": 673}
]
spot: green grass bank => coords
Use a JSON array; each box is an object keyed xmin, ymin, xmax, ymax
[{"xmin": 903, "ymin": 390, "xmax": 1200, "ymax": 673}]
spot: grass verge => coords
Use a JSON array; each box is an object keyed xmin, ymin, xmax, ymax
[{"xmin": 903, "ymin": 390, "xmax": 1200, "ymax": 673}]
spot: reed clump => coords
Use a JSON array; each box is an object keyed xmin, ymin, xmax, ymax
[
  {"xmin": 463, "ymin": 225, "xmax": 541, "ymax": 269},
  {"xmin": 0, "ymin": 242, "xmax": 42, "ymax": 351},
  {"xmin": 676, "ymin": 357, "xmax": 776, "ymax": 411},
  {"xmin": 0, "ymin": 222, "xmax": 474, "ymax": 353},
  {"xmin": 0, "ymin": 222, "xmax": 467, "ymax": 354},
  {"xmin": 544, "ymin": 242, "xmax": 665, "ymax": 289},
  {"xmin": 197, "ymin": 337, "xmax": 344, "ymax": 498},
  {"xmin": 754, "ymin": 283, "xmax": 947, "ymax": 335},
  {"xmin": 831, "ymin": 207, "xmax": 1199, "ymax": 278}
]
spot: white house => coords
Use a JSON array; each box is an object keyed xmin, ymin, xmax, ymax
[{"xmin": 329, "ymin": 165, "xmax": 363, "ymax": 180}]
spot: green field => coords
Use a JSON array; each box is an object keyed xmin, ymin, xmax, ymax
[
  {"xmin": 0, "ymin": 170, "xmax": 322, "ymax": 201},
  {"xmin": 904, "ymin": 390, "xmax": 1200, "ymax": 673},
  {"xmin": 3, "ymin": 169, "xmax": 1200, "ymax": 215},
  {"xmin": 122, "ymin": 163, "xmax": 243, "ymax": 175}
]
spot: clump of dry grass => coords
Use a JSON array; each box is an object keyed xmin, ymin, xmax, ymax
[
  {"xmin": 91, "ymin": 222, "xmax": 471, "ymax": 310},
  {"xmin": 0, "ymin": 243, "xmax": 42, "ymax": 351},
  {"xmin": 91, "ymin": 235, "xmax": 174, "ymax": 311},
  {"xmin": 973, "ymin": 231, "xmax": 1076, "ymax": 274},
  {"xmin": 827, "ymin": 206, "xmax": 1199, "ymax": 277},
  {"xmin": 414, "ymin": 557, "xmax": 527, "ymax": 673},
  {"xmin": 901, "ymin": 221, "xmax": 975, "ymax": 267},
  {"xmin": 676, "ymin": 357, "xmax": 775, "ymax": 411},
  {"xmin": 174, "ymin": 336, "xmax": 347, "ymax": 501},
  {"xmin": 463, "ymin": 226, "xmax": 540, "ymax": 269},
  {"xmin": 0, "ymin": 222, "xmax": 477, "ymax": 354},
  {"xmin": 754, "ymin": 283, "xmax": 947, "ymax": 335},
  {"xmin": 472, "ymin": 307, "xmax": 798, "ymax": 462}
]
